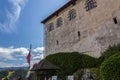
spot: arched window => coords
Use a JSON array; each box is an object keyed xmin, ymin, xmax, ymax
[
  {"xmin": 85, "ymin": 0, "xmax": 97, "ymax": 11},
  {"xmin": 57, "ymin": 17, "xmax": 63, "ymax": 27},
  {"xmin": 69, "ymin": 9, "xmax": 76, "ymax": 20}
]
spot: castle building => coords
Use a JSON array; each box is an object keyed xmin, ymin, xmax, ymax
[{"xmin": 41, "ymin": 0, "xmax": 120, "ymax": 57}]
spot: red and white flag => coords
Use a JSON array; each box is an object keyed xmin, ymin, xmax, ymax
[{"xmin": 26, "ymin": 44, "xmax": 32, "ymax": 67}]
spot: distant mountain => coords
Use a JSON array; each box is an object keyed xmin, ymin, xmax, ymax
[{"xmin": 0, "ymin": 67, "xmax": 28, "ymax": 71}]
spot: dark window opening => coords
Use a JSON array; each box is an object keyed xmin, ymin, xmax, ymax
[
  {"xmin": 78, "ymin": 31, "xmax": 81, "ymax": 39},
  {"xmin": 69, "ymin": 9, "xmax": 76, "ymax": 20},
  {"xmin": 56, "ymin": 40, "xmax": 59, "ymax": 45},
  {"xmin": 57, "ymin": 17, "xmax": 63, "ymax": 27},
  {"xmin": 85, "ymin": 0, "xmax": 97, "ymax": 11},
  {"xmin": 113, "ymin": 17, "xmax": 118, "ymax": 24},
  {"xmin": 48, "ymin": 23, "xmax": 54, "ymax": 31}
]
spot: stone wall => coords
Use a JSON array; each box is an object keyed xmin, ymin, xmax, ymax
[{"xmin": 44, "ymin": 0, "xmax": 120, "ymax": 57}]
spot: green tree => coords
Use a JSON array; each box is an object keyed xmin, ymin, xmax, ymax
[{"xmin": 100, "ymin": 53, "xmax": 120, "ymax": 80}]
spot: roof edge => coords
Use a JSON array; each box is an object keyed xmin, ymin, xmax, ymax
[{"xmin": 41, "ymin": 0, "xmax": 77, "ymax": 23}]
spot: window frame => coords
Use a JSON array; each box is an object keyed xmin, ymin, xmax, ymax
[
  {"xmin": 69, "ymin": 9, "xmax": 76, "ymax": 20},
  {"xmin": 57, "ymin": 17, "xmax": 63, "ymax": 27},
  {"xmin": 48, "ymin": 22, "xmax": 54, "ymax": 32},
  {"xmin": 85, "ymin": 0, "xmax": 97, "ymax": 11}
]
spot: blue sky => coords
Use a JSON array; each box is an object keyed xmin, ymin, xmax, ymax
[{"xmin": 0, "ymin": 0, "xmax": 69, "ymax": 67}]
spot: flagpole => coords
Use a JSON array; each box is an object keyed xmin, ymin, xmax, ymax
[
  {"xmin": 30, "ymin": 44, "xmax": 32, "ymax": 51},
  {"xmin": 29, "ymin": 44, "xmax": 32, "ymax": 68}
]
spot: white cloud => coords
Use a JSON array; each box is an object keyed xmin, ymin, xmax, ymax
[
  {"xmin": 0, "ymin": 62, "xmax": 14, "ymax": 68},
  {"xmin": 0, "ymin": 61, "xmax": 30, "ymax": 68},
  {"xmin": 0, "ymin": 46, "xmax": 44, "ymax": 67},
  {"xmin": 0, "ymin": 46, "xmax": 28, "ymax": 60},
  {"xmin": 33, "ymin": 54, "xmax": 44, "ymax": 60},
  {"xmin": 33, "ymin": 47, "xmax": 44, "ymax": 53},
  {"xmin": 16, "ymin": 62, "xmax": 28, "ymax": 67},
  {"xmin": 0, "ymin": 46, "xmax": 44, "ymax": 60},
  {"xmin": 16, "ymin": 60, "xmax": 40, "ymax": 69},
  {"xmin": 19, "ymin": 58, "xmax": 23, "ymax": 60},
  {"xmin": 0, "ymin": 0, "xmax": 27, "ymax": 33},
  {"xmin": 17, "ymin": 59, "xmax": 40, "ymax": 68},
  {"xmin": 8, "ymin": 46, "xmax": 14, "ymax": 49}
]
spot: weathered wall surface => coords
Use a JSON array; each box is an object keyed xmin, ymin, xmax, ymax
[{"xmin": 44, "ymin": 0, "xmax": 120, "ymax": 57}]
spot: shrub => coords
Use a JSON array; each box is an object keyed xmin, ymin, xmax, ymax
[
  {"xmin": 45, "ymin": 52, "xmax": 98, "ymax": 79},
  {"xmin": 90, "ymin": 68, "xmax": 100, "ymax": 80},
  {"xmin": 75, "ymin": 69, "xmax": 84, "ymax": 80},
  {"xmin": 98, "ymin": 44, "xmax": 120, "ymax": 66},
  {"xmin": 100, "ymin": 53, "xmax": 120, "ymax": 80}
]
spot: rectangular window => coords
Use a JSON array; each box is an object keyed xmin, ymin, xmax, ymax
[
  {"xmin": 48, "ymin": 22, "xmax": 54, "ymax": 31},
  {"xmin": 57, "ymin": 17, "xmax": 62, "ymax": 27},
  {"xmin": 113, "ymin": 17, "xmax": 118, "ymax": 24},
  {"xmin": 85, "ymin": 0, "xmax": 97, "ymax": 11},
  {"xmin": 69, "ymin": 9, "xmax": 76, "ymax": 20}
]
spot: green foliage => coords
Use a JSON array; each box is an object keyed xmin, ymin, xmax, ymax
[
  {"xmin": 2, "ymin": 77, "xmax": 8, "ymax": 80},
  {"xmin": 90, "ymin": 68, "xmax": 100, "ymax": 80},
  {"xmin": 100, "ymin": 53, "xmax": 120, "ymax": 80},
  {"xmin": 0, "ymin": 69, "xmax": 27, "ymax": 80},
  {"xmin": 76, "ymin": 69, "xmax": 84, "ymax": 80},
  {"xmin": 7, "ymin": 71, "xmax": 15, "ymax": 79},
  {"xmin": 10, "ymin": 69, "xmax": 27, "ymax": 80},
  {"xmin": 0, "ymin": 71, "xmax": 8, "ymax": 78},
  {"xmin": 99, "ymin": 44, "xmax": 120, "ymax": 64},
  {"xmin": 45, "ymin": 52, "xmax": 98, "ymax": 79},
  {"xmin": 43, "ymin": 44, "xmax": 120, "ymax": 79}
]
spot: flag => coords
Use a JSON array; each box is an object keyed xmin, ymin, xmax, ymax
[
  {"xmin": 26, "ymin": 52, "xmax": 31, "ymax": 66},
  {"xmin": 26, "ymin": 44, "xmax": 32, "ymax": 66}
]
